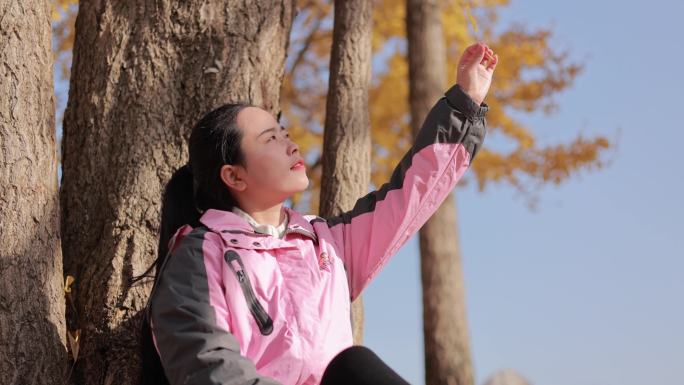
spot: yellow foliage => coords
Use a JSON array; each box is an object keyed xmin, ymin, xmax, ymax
[
  {"xmin": 51, "ymin": 0, "xmax": 611, "ymax": 209},
  {"xmin": 52, "ymin": 0, "xmax": 74, "ymax": 21},
  {"xmin": 282, "ymin": 0, "xmax": 610, "ymax": 207},
  {"xmin": 369, "ymin": 52, "xmax": 411, "ymax": 188},
  {"xmin": 372, "ymin": 0, "xmax": 405, "ymax": 50},
  {"xmin": 472, "ymin": 136, "xmax": 611, "ymax": 191},
  {"xmin": 52, "ymin": 0, "xmax": 78, "ymax": 79}
]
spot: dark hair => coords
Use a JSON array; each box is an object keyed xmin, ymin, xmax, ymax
[{"xmin": 136, "ymin": 103, "xmax": 250, "ymax": 385}]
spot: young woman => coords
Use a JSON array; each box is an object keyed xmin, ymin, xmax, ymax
[{"xmin": 139, "ymin": 42, "xmax": 498, "ymax": 385}]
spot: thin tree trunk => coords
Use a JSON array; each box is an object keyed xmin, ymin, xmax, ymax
[
  {"xmin": 319, "ymin": 0, "xmax": 372, "ymax": 345},
  {"xmin": 0, "ymin": 0, "xmax": 67, "ymax": 383},
  {"xmin": 406, "ymin": 1, "xmax": 474, "ymax": 385},
  {"xmin": 61, "ymin": 2, "xmax": 295, "ymax": 384}
]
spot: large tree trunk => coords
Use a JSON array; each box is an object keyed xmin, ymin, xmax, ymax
[
  {"xmin": 61, "ymin": 2, "xmax": 295, "ymax": 384},
  {"xmin": 406, "ymin": 1, "xmax": 474, "ymax": 385},
  {"xmin": 319, "ymin": 0, "xmax": 372, "ymax": 345},
  {"xmin": 0, "ymin": 0, "xmax": 67, "ymax": 383}
]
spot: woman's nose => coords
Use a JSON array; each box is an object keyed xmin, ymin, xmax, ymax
[{"xmin": 287, "ymin": 140, "xmax": 299, "ymax": 156}]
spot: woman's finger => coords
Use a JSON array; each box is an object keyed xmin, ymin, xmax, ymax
[
  {"xmin": 465, "ymin": 42, "xmax": 482, "ymax": 54},
  {"xmin": 486, "ymin": 54, "xmax": 498, "ymax": 71},
  {"xmin": 464, "ymin": 43, "xmax": 482, "ymax": 59},
  {"xmin": 459, "ymin": 42, "xmax": 489, "ymax": 69}
]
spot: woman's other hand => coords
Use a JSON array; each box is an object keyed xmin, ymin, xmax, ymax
[{"xmin": 456, "ymin": 42, "xmax": 498, "ymax": 106}]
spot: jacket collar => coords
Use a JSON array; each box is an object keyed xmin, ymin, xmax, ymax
[
  {"xmin": 283, "ymin": 207, "xmax": 318, "ymax": 242},
  {"xmin": 231, "ymin": 206, "xmax": 288, "ymax": 238},
  {"xmin": 199, "ymin": 206, "xmax": 317, "ymax": 242}
]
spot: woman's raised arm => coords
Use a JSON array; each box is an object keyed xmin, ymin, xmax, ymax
[{"xmin": 322, "ymin": 42, "xmax": 497, "ymax": 301}]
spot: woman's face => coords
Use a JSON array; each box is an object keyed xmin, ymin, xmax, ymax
[{"xmin": 222, "ymin": 106, "xmax": 309, "ymax": 206}]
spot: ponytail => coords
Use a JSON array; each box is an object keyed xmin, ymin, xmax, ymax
[
  {"xmin": 131, "ymin": 164, "xmax": 199, "ymax": 285},
  {"xmin": 157, "ymin": 164, "xmax": 201, "ymax": 266},
  {"xmin": 136, "ymin": 164, "xmax": 198, "ymax": 385},
  {"xmin": 136, "ymin": 103, "xmax": 249, "ymax": 385}
]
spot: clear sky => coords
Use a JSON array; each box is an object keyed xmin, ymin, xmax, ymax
[
  {"xmin": 362, "ymin": 1, "xmax": 684, "ymax": 384},
  {"xmin": 53, "ymin": 1, "xmax": 683, "ymax": 384}
]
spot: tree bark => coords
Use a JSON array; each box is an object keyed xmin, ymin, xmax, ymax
[
  {"xmin": 61, "ymin": 2, "xmax": 295, "ymax": 384},
  {"xmin": 319, "ymin": 0, "xmax": 372, "ymax": 345},
  {"xmin": 0, "ymin": 0, "xmax": 67, "ymax": 383},
  {"xmin": 406, "ymin": 1, "xmax": 474, "ymax": 385}
]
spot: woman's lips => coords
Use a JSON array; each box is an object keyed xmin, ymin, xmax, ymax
[{"xmin": 290, "ymin": 160, "xmax": 305, "ymax": 170}]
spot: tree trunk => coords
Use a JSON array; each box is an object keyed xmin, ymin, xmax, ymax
[
  {"xmin": 406, "ymin": 1, "xmax": 474, "ymax": 385},
  {"xmin": 319, "ymin": 0, "xmax": 372, "ymax": 345},
  {"xmin": 60, "ymin": 2, "xmax": 295, "ymax": 384},
  {"xmin": 0, "ymin": 0, "xmax": 67, "ymax": 383}
]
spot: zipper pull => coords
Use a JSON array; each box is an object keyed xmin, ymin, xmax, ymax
[{"xmin": 222, "ymin": 249, "xmax": 274, "ymax": 336}]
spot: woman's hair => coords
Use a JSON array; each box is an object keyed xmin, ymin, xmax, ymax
[{"xmin": 136, "ymin": 102, "xmax": 250, "ymax": 385}]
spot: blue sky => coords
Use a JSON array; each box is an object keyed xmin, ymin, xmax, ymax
[{"xmin": 363, "ymin": 1, "xmax": 684, "ymax": 384}]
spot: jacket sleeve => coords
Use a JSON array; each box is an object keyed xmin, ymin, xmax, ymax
[
  {"xmin": 325, "ymin": 84, "xmax": 488, "ymax": 301},
  {"xmin": 148, "ymin": 227, "xmax": 283, "ymax": 385}
]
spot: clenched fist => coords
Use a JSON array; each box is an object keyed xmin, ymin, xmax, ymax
[{"xmin": 456, "ymin": 42, "xmax": 498, "ymax": 106}]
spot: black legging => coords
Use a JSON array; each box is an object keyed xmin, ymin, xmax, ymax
[{"xmin": 320, "ymin": 345, "xmax": 411, "ymax": 385}]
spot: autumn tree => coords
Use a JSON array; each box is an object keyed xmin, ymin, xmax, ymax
[
  {"xmin": 407, "ymin": 1, "xmax": 474, "ymax": 384},
  {"xmin": 59, "ymin": 2, "xmax": 295, "ymax": 384},
  {"xmin": 0, "ymin": 0, "xmax": 67, "ymax": 382},
  {"xmin": 318, "ymin": 0, "xmax": 373, "ymax": 345}
]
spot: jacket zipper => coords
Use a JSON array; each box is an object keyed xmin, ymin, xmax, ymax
[{"xmin": 223, "ymin": 250, "xmax": 274, "ymax": 336}]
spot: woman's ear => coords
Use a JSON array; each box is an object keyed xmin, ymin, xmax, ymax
[{"xmin": 220, "ymin": 164, "xmax": 247, "ymax": 192}]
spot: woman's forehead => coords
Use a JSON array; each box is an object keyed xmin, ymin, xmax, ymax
[{"xmin": 237, "ymin": 107, "xmax": 278, "ymax": 139}]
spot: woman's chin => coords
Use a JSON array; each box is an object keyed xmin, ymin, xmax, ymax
[
  {"xmin": 297, "ymin": 178, "xmax": 310, "ymax": 192},
  {"xmin": 281, "ymin": 177, "xmax": 310, "ymax": 197},
  {"xmin": 295, "ymin": 174, "xmax": 310, "ymax": 190}
]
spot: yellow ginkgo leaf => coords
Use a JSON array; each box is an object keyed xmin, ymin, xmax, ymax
[
  {"xmin": 64, "ymin": 275, "xmax": 75, "ymax": 294},
  {"xmin": 67, "ymin": 329, "xmax": 81, "ymax": 361}
]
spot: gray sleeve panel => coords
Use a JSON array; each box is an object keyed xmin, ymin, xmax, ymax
[
  {"xmin": 149, "ymin": 227, "xmax": 283, "ymax": 385},
  {"xmin": 441, "ymin": 83, "xmax": 488, "ymax": 157},
  {"xmin": 323, "ymin": 84, "xmax": 488, "ymax": 227}
]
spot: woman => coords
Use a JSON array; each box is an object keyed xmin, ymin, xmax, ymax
[{"xmin": 139, "ymin": 42, "xmax": 498, "ymax": 385}]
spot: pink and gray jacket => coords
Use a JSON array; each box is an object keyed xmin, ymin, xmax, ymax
[{"xmin": 147, "ymin": 84, "xmax": 488, "ymax": 385}]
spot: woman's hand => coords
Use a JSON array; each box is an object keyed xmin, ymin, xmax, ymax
[{"xmin": 456, "ymin": 42, "xmax": 498, "ymax": 106}]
